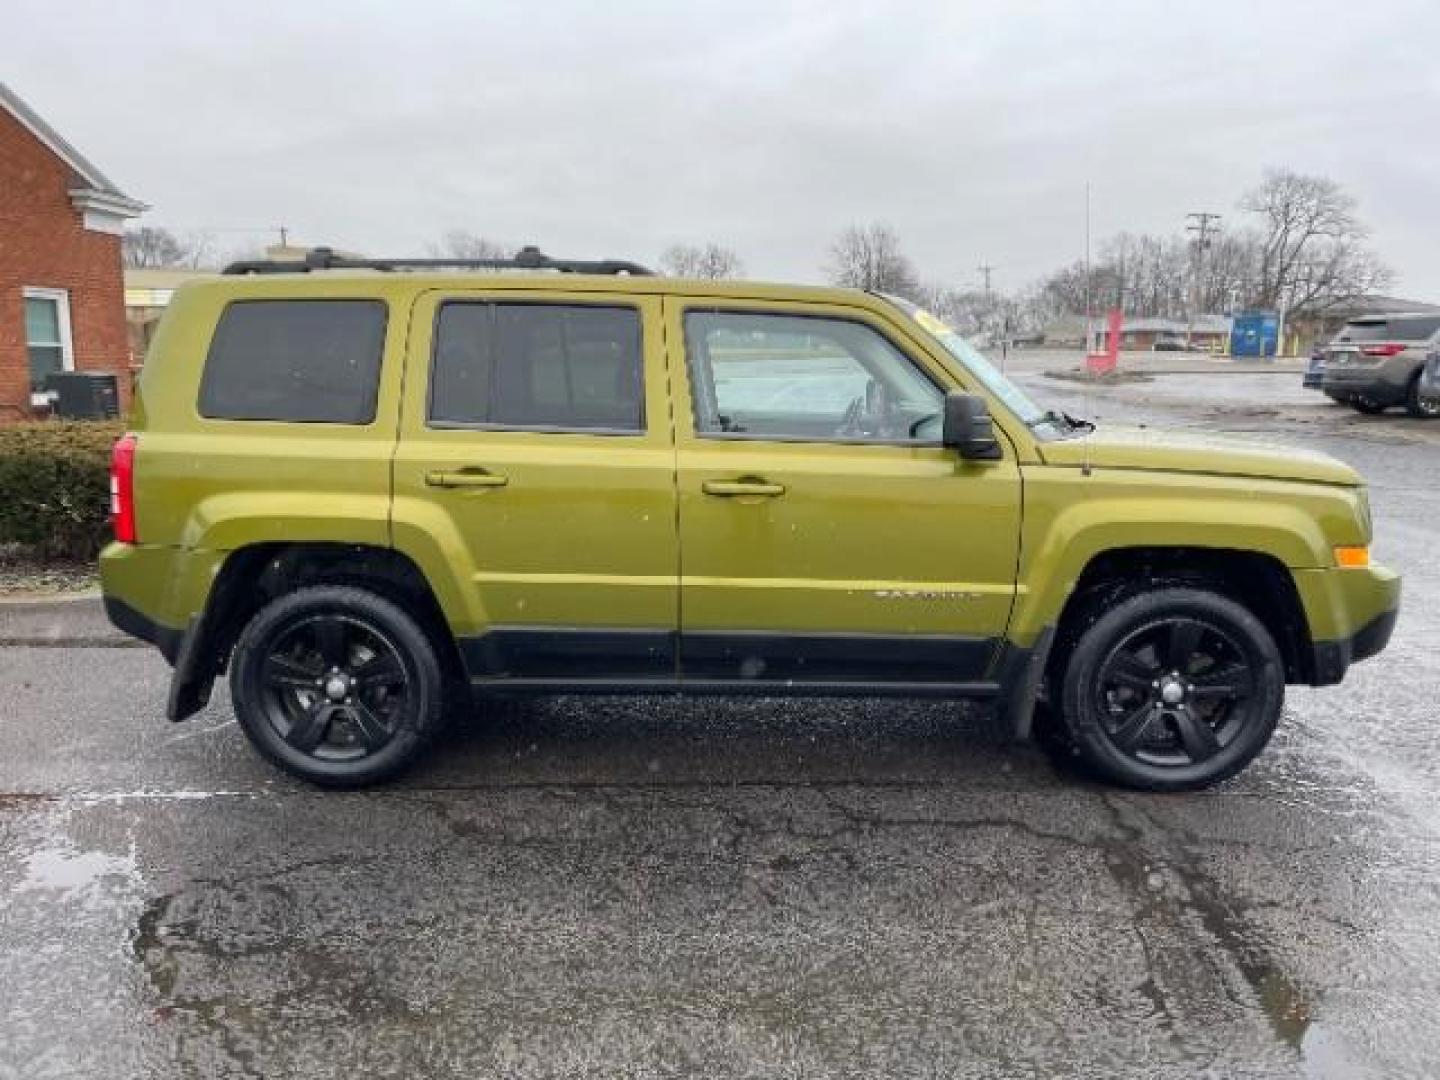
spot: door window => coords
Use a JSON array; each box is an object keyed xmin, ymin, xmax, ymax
[
  {"xmin": 430, "ymin": 303, "xmax": 644, "ymax": 432},
  {"xmin": 684, "ymin": 310, "xmax": 943, "ymax": 442}
]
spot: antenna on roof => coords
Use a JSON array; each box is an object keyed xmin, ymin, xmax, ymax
[{"xmin": 221, "ymin": 245, "xmax": 655, "ymax": 277}]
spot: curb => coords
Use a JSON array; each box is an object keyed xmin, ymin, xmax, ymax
[
  {"xmin": 0, "ymin": 636, "xmax": 143, "ymax": 649},
  {"xmin": 0, "ymin": 589, "xmax": 102, "ymax": 608},
  {"xmin": 0, "ymin": 594, "xmax": 129, "ymax": 648}
]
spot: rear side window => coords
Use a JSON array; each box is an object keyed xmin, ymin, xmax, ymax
[
  {"xmin": 1337, "ymin": 317, "xmax": 1440, "ymax": 343},
  {"xmin": 199, "ymin": 300, "xmax": 387, "ymax": 423},
  {"xmin": 430, "ymin": 303, "xmax": 644, "ymax": 432}
]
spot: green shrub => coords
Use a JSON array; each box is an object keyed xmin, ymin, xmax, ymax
[{"xmin": 0, "ymin": 421, "xmax": 125, "ymax": 561}]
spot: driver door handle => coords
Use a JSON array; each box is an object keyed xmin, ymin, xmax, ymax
[
  {"xmin": 425, "ymin": 468, "xmax": 509, "ymax": 489},
  {"xmin": 702, "ymin": 479, "xmax": 786, "ymax": 498}
]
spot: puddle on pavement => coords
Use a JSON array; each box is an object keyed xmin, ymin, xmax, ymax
[
  {"xmin": 15, "ymin": 829, "xmax": 142, "ymax": 909},
  {"xmin": 1100, "ymin": 796, "xmax": 1376, "ymax": 1079}
]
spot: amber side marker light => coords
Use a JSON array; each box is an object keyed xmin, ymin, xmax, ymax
[{"xmin": 1334, "ymin": 545, "xmax": 1370, "ymax": 568}]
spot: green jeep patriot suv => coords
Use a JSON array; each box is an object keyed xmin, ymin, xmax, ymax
[{"xmin": 101, "ymin": 247, "xmax": 1400, "ymax": 790}]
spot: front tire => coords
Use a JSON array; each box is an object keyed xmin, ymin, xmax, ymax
[
  {"xmin": 1056, "ymin": 588, "xmax": 1283, "ymax": 792},
  {"xmin": 229, "ymin": 586, "xmax": 446, "ymax": 787}
]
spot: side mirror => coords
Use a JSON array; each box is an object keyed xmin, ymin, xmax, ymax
[{"xmin": 942, "ymin": 392, "xmax": 1003, "ymax": 461}]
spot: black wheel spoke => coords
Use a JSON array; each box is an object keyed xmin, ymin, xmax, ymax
[
  {"xmin": 1110, "ymin": 703, "xmax": 1157, "ymax": 752},
  {"xmin": 1190, "ymin": 662, "xmax": 1254, "ymax": 701},
  {"xmin": 313, "ymin": 619, "xmax": 349, "ymax": 668},
  {"xmin": 1109, "ymin": 649, "xmax": 1158, "ymax": 692},
  {"xmin": 352, "ymin": 652, "xmax": 404, "ymax": 690},
  {"xmin": 1173, "ymin": 709, "xmax": 1221, "ymax": 761},
  {"xmin": 1166, "ymin": 621, "xmax": 1204, "ymax": 673},
  {"xmin": 287, "ymin": 701, "xmax": 335, "ymax": 752},
  {"xmin": 264, "ymin": 653, "xmax": 322, "ymax": 691},
  {"xmin": 349, "ymin": 700, "xmax": 392, "ymax": 750}
]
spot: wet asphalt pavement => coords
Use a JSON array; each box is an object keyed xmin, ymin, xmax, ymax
[{"xmin": 3, "ymin": 367, "xmax": 1438, "ymax": 1078}]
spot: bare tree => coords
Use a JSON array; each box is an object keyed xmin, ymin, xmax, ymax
[
  {"xmin": 1240, "ymin": 169, "xmax": 1390, "ymax": 312},
  {"xmin": 660, "ymin": 242, "xmax": 744, "ymax": 279},
  {"xmin": 1195, "ymin": 231, "xmax": 1261, "ymax": 314},
  {"xmin": 824, "ymin": 223, "xmax": 922, "ymax": 300},
  {"xmin": 122, "ymin": 226, "xmax": 213, "ymax": 269},
  {"xmin": 430, "ymin": 230, "xmax": 513, "ymax": 260}
]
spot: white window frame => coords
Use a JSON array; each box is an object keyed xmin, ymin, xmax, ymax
[{"xmin": 22, "ymin": 287, "xmax": 74, "ymax": 406}]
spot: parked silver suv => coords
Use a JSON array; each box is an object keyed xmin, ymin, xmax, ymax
[{"xmin": 1321, "ymin": 314, "xmax": 1440, "ymax": 418}]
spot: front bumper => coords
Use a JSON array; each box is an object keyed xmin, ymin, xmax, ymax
[
  {"xmin": 1295, "ymin": 564, "xmax": 1401, "ymax": 686},
  {"xmin": 1310, "ymin": 607, "xmax": 1399, "ymax": 686}
]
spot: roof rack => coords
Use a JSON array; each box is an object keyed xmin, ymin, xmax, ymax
[{"xmin": 221, "ymin": 245, "xmax": 654, "ymax": 277}]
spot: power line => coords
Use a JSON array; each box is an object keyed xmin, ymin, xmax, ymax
[{"xmin": 1185, "ymin": 211, "xmax": 1221, "ymax": 248}]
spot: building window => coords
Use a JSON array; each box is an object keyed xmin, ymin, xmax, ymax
[{"xmin": 23, "ymin": 287, "xmax": 74, "ymax": 393}]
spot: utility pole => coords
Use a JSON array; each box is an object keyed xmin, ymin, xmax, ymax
[
  {"xmin": 1185, "ymin": 212, "xmax": 1220, "ymax": 348},
  {"xmin": 977, "ymin": 263, "xmax": 995, "ymax": 300},
  {"xmin": 1083, "ymin": 182, "xmax": 1093, "ymax": 354},
  {"xmin": 277, "ymin": 225, "xmax": 290, "ymax": 248},
  {"xmin": 977, "ymin": 263, "xmax": 999, "ymax": 361}
]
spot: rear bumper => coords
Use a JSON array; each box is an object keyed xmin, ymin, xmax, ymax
[
  {"xmin": 103, "ymin": 595, "xmax": 184, "ymax": 663},
  {"xmin": 1322, "ymin": 359, "xmax": 1416, "ymax": 403},
  {"xmin": 103, "ymin": 593, "xmax": 216, "ymax": 721},
  {"xmin": 1302, "ymin": 371, "xmax": 1325, "ymax": 389},
  {"xmin": 101, "ymin": 542, "xmax": 226, "ymax": 721}
]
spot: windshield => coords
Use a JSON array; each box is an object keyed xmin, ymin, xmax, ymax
[{"xmin": 885, "ymin": 297, "xmax": 1073, "ymax": 438}]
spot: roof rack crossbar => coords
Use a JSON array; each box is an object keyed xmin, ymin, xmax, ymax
[{"xmin": 222, "ymin": 245, "xmax": 654, "ymax": 277}]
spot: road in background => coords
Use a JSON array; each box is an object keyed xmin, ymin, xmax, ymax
[{"xmin": 2, "ymin": 366, "xmax": 1437, "ymax": 1079}]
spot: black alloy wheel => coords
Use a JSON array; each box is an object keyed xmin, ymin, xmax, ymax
[
  {"xmin": 1094, "ymin": 617, "xmax": 1253, "ymax": 767},
  {"xmin": 1057, "ymin": 588, "xmax": 1284, "ymax": 791},
  {"xmin": 229, "ymin": 586, "xmax": 445, "ymax": 786}
]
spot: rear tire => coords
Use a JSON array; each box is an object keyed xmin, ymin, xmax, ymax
[
  {"xmin": 1055, "ymin": 588, "xmax": 1283, "ymax": 792},
  {"xmin": 1406, "ymin": 375, "xmax": 1440, "ymax": 419},
  {"xmin": 1350, "ymin": 397, "xmax": 1386, "ymax": 415},
  {"xmin": 229, "ymin": 586, "xmax": 446, "ymax": 787}
]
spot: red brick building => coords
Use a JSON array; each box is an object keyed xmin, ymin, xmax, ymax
[{"xmin": 0, "ymin": 82, "xmax": 144, "ymax": 420}]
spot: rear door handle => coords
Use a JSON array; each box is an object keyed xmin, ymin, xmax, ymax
[
  {"xmin": 425, "ymin": 468, "xmax": 509, "ymax": 489},
  {"xmin": 702, "ymin": 479, "xmax": 786, "ymax": 498}
]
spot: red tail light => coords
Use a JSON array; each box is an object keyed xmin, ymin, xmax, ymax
[
  {"xmin": 1359, "ymin": 343, "xmax": 1407, "ymax": 357},
  {"xmin": 111, "ymin": 434, "xmax": 138, "ymax": 544}
]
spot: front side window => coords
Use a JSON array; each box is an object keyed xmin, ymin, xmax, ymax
[
  {"xmin": 198, "ymin": 299, "xmax": 387, "ymax": 423},
  {"xmin": 430, "ymin": 303, "xmax": 644, "ymax": 432},
  {"xmin": 23, "ymin": 288, "xmax": 72, "ymax": 392},
  {"xmin": 684, "ymin": 310, "xmax": 943, "ymax": 442}
]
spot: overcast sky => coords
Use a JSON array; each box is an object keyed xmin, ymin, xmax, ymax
[{"xmin": 8, "ymin": 0, "xmax": 1440, "ymax": 297}]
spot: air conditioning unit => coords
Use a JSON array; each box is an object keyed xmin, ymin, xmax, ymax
[{"xmin": 46, "ymin": 372, "xmax": 120, "ymax": 420}]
